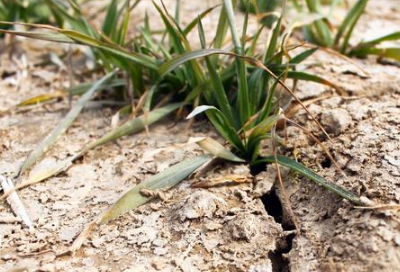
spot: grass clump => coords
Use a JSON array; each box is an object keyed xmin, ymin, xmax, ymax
[
  {"xmin": 290, "ymin": 0, "xmax": 400, "ymax": 60},
  {"xmin": 164, "ymin": 0, "xmax": 362, "ymax": 203},
  {"xmin": 0, "ymin": 0, "xmax": 370, "ymax": 243}
]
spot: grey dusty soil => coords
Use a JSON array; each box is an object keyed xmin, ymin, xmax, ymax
[{"xmin": 1, "ymin": 0, "xmax": 400, "ymax": 271}]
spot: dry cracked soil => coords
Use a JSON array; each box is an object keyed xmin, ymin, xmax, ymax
[{"xmin": 1, "ymin": 0, "xmax": 400, "ymax": 271}]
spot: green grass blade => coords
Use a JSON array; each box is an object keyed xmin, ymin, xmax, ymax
[
  {"xmin": 357, "ymin": 31, "xmax": 400, "ymax": 48},
  {"xmin": 248, "ymin": 25, "xmax": 265, "ymax": 57},
  {"xmin": 290, "ymin": 47, "xmax": 318, "ymax": 64},
  {"xmin": 241, "ymin": 0, "xmax": 250, "ymax": 50},
  {"xmin": 247, "ymin": 114, "xmax": 281, "ymax": 159},
  {"xmin": 174, "ymin": 0, "xmax": 181, "ymax": 24},
  {"xmin": 211, "ymin": 3, "xmax": 230, "ymax": 67},
  {"xmin": 0, "ymin": 23, "xmax": 157, "ymax": 70},
  {"xmin": 259, "ymin": 10, "xmax": 284, "ymax": 113},
  {"xmin": 44, "ymin": 0, "xmax": 93, "ymax": 35},
  {"xmin": 305, "ymin": 0, "xmax": 332, "ymax": 46},
  {"xmin": 0, "ymin": 27, "xmax": 74, "ymax": 43},
  {"xmin": 222, "ymin": 0, "xmax": 241, "ymax": 52},
  {"xmin": 349, "ymin": 47, "xmax": 400, "ymax": 61},
  {"xmin": 258, "ymin": 155, "xmax": 363, "ymax": 204},
  {"xmin": 19, "ymin": 71, "xmax": 116, "ymax": 176},
  {"xmin": 158, "ymin": 48, "xmax": 226, "ymax": 77},
  {"xmin": 339, "ymin": 0, "xmax": 368, "ymax": 53},
  {"xmin": 116, "ymin": 0, "xmax": 132, "ymax": 45},
  {"xmin": 223, "ymin": 0, "xmax": 251, "ymax": 125},
  {"xmin": 257, "ymin": 72, "xmax": 282, "ymax": 122},
  {"xmin": 62, "ymin": 29, "xmax": 157, "ymax": 69},
  {"xmin": 183, "ymin": 5, "xmax": 220, "ymax": 35},
  {"xmin": 83, "ymin": 103, "xmax": 181, "ymax": 152},
  {"xmin": 187, "ymin": 106, "xmax": 245, "ymax": 154},
  {"xmin": 287, "ymin": 71, "xmax": 341, "ymax": 90},
  {"xmin": 153, "ymin": 1, "xmax": 186, "ymax": 54},
  {"xmin": 198, "ymin": 18, "xmax": 237, "ymax": 128},
  {"xmin": 99, "ymin": 155, "xmax": 212, "ymax": 223},
  {"xmin": 334, "ymin": 0, "xmax": 368, "ymax": 52},
  {"xmin": 153, "ymin": 1, "xmax": 205, "ymax": 86},
  {"xmin": 102, "ymin": 0, "xmax": 118, "ymax": 36},
  {"xmin": 249, "ymin": 115, "xmax": 281, "ymax": 141},
  {"xmin": 68, "ymin": 78, "xmax": 126, "ymax": 96},
  {"xmin": 264, "ymin": 15, "xmax": 282, "ymax": 62}
]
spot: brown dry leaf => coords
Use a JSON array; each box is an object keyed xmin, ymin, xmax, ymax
[{"xmin": 191, "ymin": 174, "xmax": 251, "ymax": 188}]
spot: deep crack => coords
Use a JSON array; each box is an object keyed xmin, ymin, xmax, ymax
[{"xmin": 262, "ymin": 188, "xmax": 296, "ymax": 272}]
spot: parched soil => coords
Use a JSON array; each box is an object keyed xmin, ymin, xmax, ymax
[{"xmin": 1, "ymin": 1, "xmax": 400, "ymax": 271}]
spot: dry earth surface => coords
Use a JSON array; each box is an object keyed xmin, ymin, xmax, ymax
[{"xmin": 1, "ymin": 0, "xmax": 400, "ymax": 271}]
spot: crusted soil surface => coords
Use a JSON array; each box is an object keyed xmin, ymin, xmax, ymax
[{"xmin": 1, "ymin": 1, "xmax": 400, "ymax": 271}]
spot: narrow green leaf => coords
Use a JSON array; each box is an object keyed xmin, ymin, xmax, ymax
[
  {"xmin": 249, "ymin": 114, "xmax": 282, "ymax": 144},
  {"xmin": 198, "ymin": 18, "xmax": 237, "ymax": 128},
  {"xmin": 257, "ymin": 72, "xmax": 283, "ymax": 122},
  {"xmin": 0, "ymin": 28, "xmax": 74, "ymax": 43},
  {"xmin": 99, "ymin": 155, "xmax": 212, "ymax": 223},
  {"xmin": 287, "ymin": 71, "xmax": 341, "ymax": 91},
  {"xmin": 187, "ymin": 106, "xmax": 245, "ymax": 154},
  {"xmin": 153, "ymin": 1, "xmax": 205, "ymax": 86},
  {"xmin": 247, "ymin": 114, "xmax": 281, "ymax": 159},
  {"xmin": 241, "ymin": 0, "xmax": 250, "ymax": 50},
  {"xmin": 211, "ymin": 3, "xmax": 229, "ymax": 67},
  {"xmin": 223, "ymin": 0, "xmax": 250, "ymax": 125},
  {"xmin": 290, "ymin": 47, "xmax": 318, "ymax": 64},
  {"xmin": 116, "ymin": 0, "xmax": 131, "ymax": 45},
  {"xmin": 222, "ymin": 0, "xmax": 241, "ymax": 53},
  {"xmin": 68, "ymin": 78, "xmax": 126, "ymax": 96},
  {"xmin": 334, "ymin": 0, "xmax": 368, "ymax": 52},
  {"xmin": 264, "ymin": 15, "xmax": 282, "ymax": 62},
  {"xmin": 183, "ymin": 5, "xmax": 220, "ymax": 35},
  {"xmin": 248, "ymin": 25, "xmax": 264, "ymax": 57},
  {"xmin": 257, "ymin": 155, "xmax": 363, "ymax": 204},
  {"xmin": 83, "ymin": 103, "xmax": 181, "ymax": 152},
  {"xmin": 158, "ymin": 48, "xmax": 226, "ymax": 77},
  {"xmin": 174, "ymin": 0, "xmax": 181, "ymax": 24},
  {"xmin": 305, "ymin": 0, "xmax": 332, "ymax": 46},
  {"xmin": 357, "ymin": 31, "xmax": 400, "ymax": 48},
  {"xmin": 0, "ymin": 23, "xmax": 157, "ymax": 70},
  {"xmin": 102, "ymin": 0, "xmax": 118, "ymax": 36},
  {"xmin": 349, "ymin": 47, "xmax": 400, "ymax": 61}
]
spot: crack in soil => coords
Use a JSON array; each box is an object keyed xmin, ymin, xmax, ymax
[{"xmin": 262, "ymin": 188, "xmax": 296, "ymax": 272}]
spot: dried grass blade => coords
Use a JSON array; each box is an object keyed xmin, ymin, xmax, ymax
[
  {"xmin": 0, "ymin": 176, "xmax": 34, "ymax": 230},
  {"xmin": 190, "ymin": 137, "xmax": 245, "ymax": 162},
  {"xmin": 18, "ymin": 71, "xmax": 116, "ymax": 176}
]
